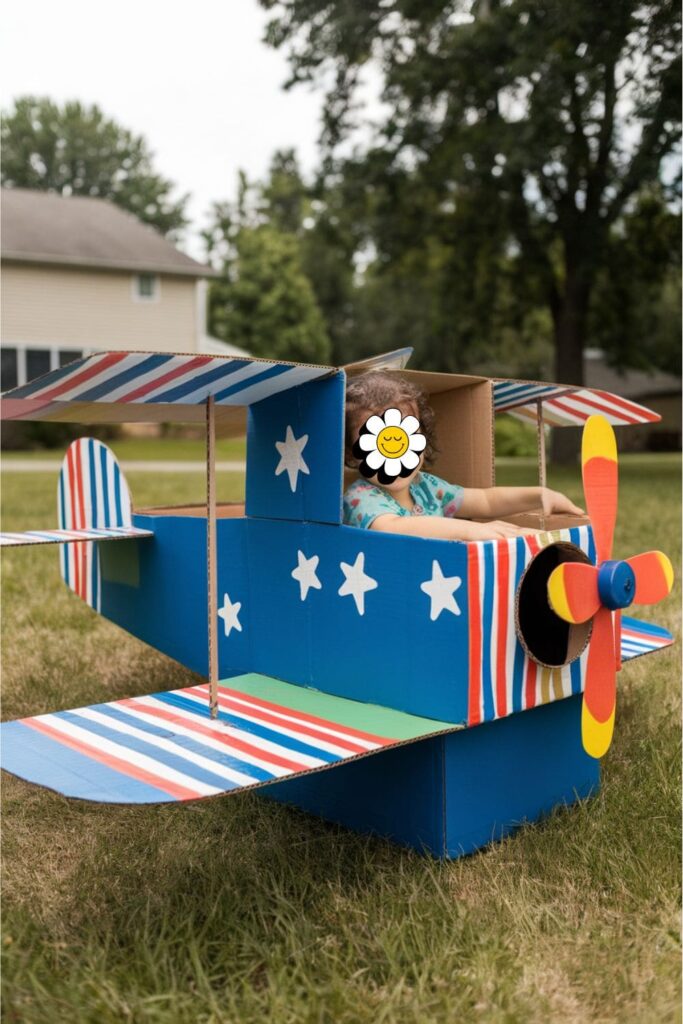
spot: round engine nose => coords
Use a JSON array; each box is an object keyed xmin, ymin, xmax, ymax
[{"xmin": 597, "ymin": 559, "xmax": 636, "ymax": 610}]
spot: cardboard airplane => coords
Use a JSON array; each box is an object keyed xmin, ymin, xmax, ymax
[{"xmin": 0, "ymin": 349, "xmax": 674, "ymax": 857}]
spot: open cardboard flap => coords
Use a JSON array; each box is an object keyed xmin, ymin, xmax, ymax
[
  {"xmin": 0, "ymin": 674, "xmax": 461, "ymax": 805},
  {"xmin": 344, "ymin": 367, "xmax": 495, "ymax": 492}
]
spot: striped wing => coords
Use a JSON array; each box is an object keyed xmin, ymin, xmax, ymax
[
  {"xmin": 1, "ymin": 352, "xmax": 335, "ymax": 424},
  {"xmin": 0, "ymin": 527, "xmax": 152, "ymax": 547},
  {"xmin": 494, "ymin": 381, "xmax": 660, "ymax": 428},
  {"xmin": 620, "ymin": 616, "xmax": 674, "ymax": 662},
  {"xmin": 0, "ymin": 674, "xmax": 460, "ymax": 805}
]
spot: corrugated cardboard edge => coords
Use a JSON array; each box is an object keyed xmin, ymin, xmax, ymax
[{"xmin": 0, "ymin": 715, "xmax": 466, "ymax": 809}]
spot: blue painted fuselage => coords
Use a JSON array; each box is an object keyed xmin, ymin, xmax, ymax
[{"xmin": 98, "ymin": 511, "xmax": 594, "ymax": 726}]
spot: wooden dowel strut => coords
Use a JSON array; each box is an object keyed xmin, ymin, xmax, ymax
[
  {"xmin": 206, "ymin": 396, "xmax": 219, "ymax": 718},
  {"xmin": 537, "ymin": 399, "xmax": 547, "ymax": 531}
]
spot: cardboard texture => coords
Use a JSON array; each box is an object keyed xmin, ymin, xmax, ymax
[{"xmin": 0, "ymin": 355, "xmax": 674, "ymax": 857}]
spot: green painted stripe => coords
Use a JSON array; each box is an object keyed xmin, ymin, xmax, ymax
[{"xmin": 221, "ymin": 674, "xmax": 462, "ymax": 742}]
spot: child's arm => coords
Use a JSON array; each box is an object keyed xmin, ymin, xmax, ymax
[
  {"xmin": 458, "ymin": 486, "xmax": 584, "ymax": 520},
  {"xmin": 370, "ymin": 514, "xmax": 537, "ymax": 541}
]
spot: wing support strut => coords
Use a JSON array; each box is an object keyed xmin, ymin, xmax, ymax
[{"xmin": 206, "ymin": 396, "xmax": 219, "ymax": 718}]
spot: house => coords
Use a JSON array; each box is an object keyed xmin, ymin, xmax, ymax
[
  {"xmin": 584, "ymin": 348, "xmax": 681, "ymax": 451},
  {"xmin": 1, "ymin": 188, "xmax": 243, "ymax": 392}
]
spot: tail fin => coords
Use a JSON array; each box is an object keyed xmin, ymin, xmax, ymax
[{"xmin": 58, "ymin": 438, "xmax": 133, "ymax": 611}]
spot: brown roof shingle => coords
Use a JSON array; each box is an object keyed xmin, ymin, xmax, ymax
[{"xmin": 1, "ymin": 188, "xmax": 217, "ymax": 277}]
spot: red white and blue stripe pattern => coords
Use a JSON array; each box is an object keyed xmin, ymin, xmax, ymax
[
  {"xmin": 493, "ymin": 381, "xmax": 660, "ymax": 427},
  {"xmin": 57, "ymin": 438, "xmax": 139, "ymax": 611},
  {"xmin": 1, "ymin": 352, "xmax": 335, "ymax": 422},
  {"xmin": 620, "ymin": 616, "xmax": 674, "ymax": 661},
  {"xmin": 0, "ymin": 526, "xmax": 151, "ymax": 547},
  {"xmin": 467, "ymin": 526, "xmax": 594, "ymax": 726},
  {"xmin": 0, "ymin": 681, "xmax": 412, "ymax": 805}
]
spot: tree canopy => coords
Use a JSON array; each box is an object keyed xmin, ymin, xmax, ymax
[
  {"xmin": 204, "ymin": 159, "xmax": 331, "ymax": 364},
  {"xmin": 2, "ymin": 96, "xmax": 188, "ymax": 236},
  {"xmin": 260, "ymin": 0, "xmax": 681, "ymax": 456}
]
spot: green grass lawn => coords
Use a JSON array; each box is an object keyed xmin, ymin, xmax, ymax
[
  {"xmin": 1, "ymin": 436, "xmax": 246, "ymax": 463},
  {"xmin": 1, "ymin": 457, "xmax": 680, "ymax": 1023}
]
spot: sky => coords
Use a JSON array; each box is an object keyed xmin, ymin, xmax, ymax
[{"xmin": 1, "ymin": 1, "xmax": 328, "ymax": 258}]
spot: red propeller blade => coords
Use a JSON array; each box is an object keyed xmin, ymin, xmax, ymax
[
  {"xmin": 627, "ymin": 551, "xmax": 675, "ymax": 605},
  {"xmin": 547, "ymin": 562, "xmax": 600, "ymax": 623},
  {"xmin": 582, "ymin": 606, "xmax": 617, "ymax": 759},
  {"xmin": 581, "ymin": 417, "xmax": 618, "ymax": 564}
]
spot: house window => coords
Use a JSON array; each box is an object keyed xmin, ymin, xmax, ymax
[
  {"xmin": 1, "ymin": 347, "xmax": 18, "ymax": 391},
  {"xmin": 59, "ymin": 349, "xmax": 83, "ymax": 367},
  {"xmin": 26, "ymin": 348, "xmax": 51, "ymax": 382},
  {"xmin": 135, "ymin": 273, "xmax": 159, "ymax": 300}
]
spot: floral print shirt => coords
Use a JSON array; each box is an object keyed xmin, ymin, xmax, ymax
[{"xmin": 343, "ymin": 472, "xmax": 465, "ymax": 529}]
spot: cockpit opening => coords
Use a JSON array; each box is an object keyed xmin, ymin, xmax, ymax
[{"xmin": 516, "ymin": 542, "xmax": 592, "ymax": 667}]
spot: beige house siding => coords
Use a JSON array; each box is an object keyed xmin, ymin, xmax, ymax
[{"xmin": 2, "ymin": 262, "xmax": 200, "ymax": 353}]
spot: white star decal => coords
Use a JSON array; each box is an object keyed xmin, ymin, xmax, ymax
[
  {"xmin": 275, "ymin": 426, "xmax": 310, "ymax": 492},
  {"xmin": 338, "ymin": 552, "xmax": 378, "ymax": 616},
  {"xmin": 420, "ymin": 560, "xmax": 462, "ymax": 621},
  {"xmin": 217, "ymin": 592, "xmax": 242, "ymax": 636},
  {"xmin": 291, "ymin": 549, "xmax": 322, "ymax": 601}
]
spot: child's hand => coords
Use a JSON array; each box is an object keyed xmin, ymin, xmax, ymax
[
  {"xmin": 470, "ymin": 520, "xmax": 541, "ymax": 540},
  {"xmin": 540, "ymin": 488, "xmax": 584, "ymax": 517}
]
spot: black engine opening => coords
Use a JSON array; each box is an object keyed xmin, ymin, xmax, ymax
[{"xmin": 516, "ymin": 543, "xmax": 592, "ymax": 667}]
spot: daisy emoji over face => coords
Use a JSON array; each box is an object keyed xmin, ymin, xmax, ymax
[{"xmin": 353, "ymin": 407, "xmax": 427, "ymax": 485}]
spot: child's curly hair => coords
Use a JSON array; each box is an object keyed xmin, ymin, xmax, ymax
[{"xmin": 344, "ymin": 371, "xmax": 438, "ymax": 469}]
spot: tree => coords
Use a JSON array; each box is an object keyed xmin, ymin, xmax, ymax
[
  {"xmin": 204, "ymin": 168, "xmax": 331, "ymax": 363},
  {"xmin": 260, "ymin": 151, "xmax": 359, "ymax": 364},
  {"xmin": 261, "ymin": 0, "xmax": 681, "ymax": 458},
  {"xmin": 2, "ymin": 96, "xmax": 188, "ymax": 236},
  {"xmin": 589, "ymin": 190, "xmax": 681, "ymax": 376}
]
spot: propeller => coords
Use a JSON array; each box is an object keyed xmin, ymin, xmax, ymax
[{"xmin": 547, "ymin": 416, "xmax": 673, "ymax": 760}]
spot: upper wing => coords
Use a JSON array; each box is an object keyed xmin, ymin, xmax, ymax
[
  {"xmin": 493, "ymin": 380, "xmax": 660, "ymax": 427},
  {"xmin": 0, "ymin": 674, "xmax": 461, "ymax": 804}
]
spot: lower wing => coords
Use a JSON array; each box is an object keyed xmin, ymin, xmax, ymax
[
  {"xmin": 0, "ymin": 674, "xmax": 461, "ymax": 805},
  {"xmin": 620, "ymin": 615, "xmax": 674, "ymax": 662}
]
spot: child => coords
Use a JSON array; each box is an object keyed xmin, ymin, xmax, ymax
[{"xmin": 343, "ymin": 371, "xmax": 583, "ymax": 541}]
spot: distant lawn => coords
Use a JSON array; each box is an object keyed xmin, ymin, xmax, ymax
[
  {"xmin": 1, "ymin": 435, "xmax": 246, "ymax": 462},
  {"xmin": 1, "ymin": 456, "xmax": 680, "ymax": 1023}
]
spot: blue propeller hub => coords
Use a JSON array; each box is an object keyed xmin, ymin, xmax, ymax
[{"xmin": 597, "ymin": 559, "xmax": 636, "ymax": 611}]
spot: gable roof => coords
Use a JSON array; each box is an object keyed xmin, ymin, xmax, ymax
[{"xmin": 1, "ymin": 188, "xmax": 217, "ymax": 278}]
